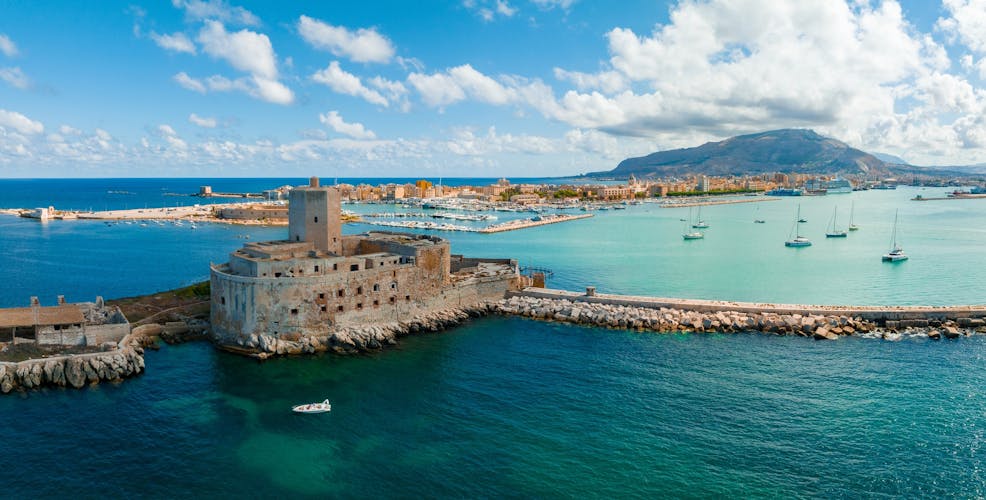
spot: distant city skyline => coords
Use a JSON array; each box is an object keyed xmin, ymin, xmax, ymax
[{"xmin": 0, "ymin": 0, "xmax": 984, "ymax": 177}]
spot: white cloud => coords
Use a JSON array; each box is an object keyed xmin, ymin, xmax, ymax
[
  {"xmin": 174, "ymin": 72, "xmax": 207, "ymax": 93},
  {"xmin": 297, "ymin": 15, "xmax": 395, "ymax": 64},
  {"xmin": 445, "ymin": 127, "xmax": 556, "ymax": 156},
  {"xmin": 937, "ymin": 0, "xmax": 986, "ymax": 54},
  {"xmin": 311, "ymin": 61, "xmax": 388, "ymax": 106},
  {"xmin": 171, "ymin": 0, "xmax": 260, "ymax": 26},
  {"xmin": 197, "ymin": 21, "xmax": 277, "ymax": 79},
  {"xmin": 553, "ymin": 67, "xmax": 625, "ymax": 94},
  {"xmin": 0, "ymin": 34, "xmax": 17, "ymax": 57},
  {"xmin": 188, "ymin": 113, "xmax": 217, "ymax": 128},
  {"xmin": 408, "ymin": 64, "xmax": 515, "ymax": 108},
  {"xmin": 0, "ymin": 67, "xmax": 29, "ymax": 89},
  {"xmin": 0, "ymin": 109, "xmax": 43, "ymax": 135},
  {"xmin": 497, "ymin": 1, "xmax": 517, "ymax": 17},
  {"xmin": 464, "ymin": 0, "xmax": 518, "ymax": 21},
  {"xmin": 150, "ymin": 32, "xmax": 197, "ymax": 54},
  {"xmin": 319, "ymin": 110, "xmax": 377, "ymax": 139},
  {"xmin": 194, "ymin": 21, "xmax": 293, "ymax": 104},
  {"xmin": 531, "ymin": 0, "xmax": 577, "ymax": 9}
]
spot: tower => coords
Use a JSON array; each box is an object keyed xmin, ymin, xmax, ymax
[{"xmin": 288, "ymin": 177, "xmax": 342, "ymax": 254}]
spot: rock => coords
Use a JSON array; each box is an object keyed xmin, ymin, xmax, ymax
[
  {"xmin": 928, "ymin": 329, "xmax": 941, "ymax": 340},
  {"xmin": 65, "ymin": 358, "xmax": 86, "ymax": 388},
  {"xmin": 943, "ymin": 326, "xmax": 961, "ymax": 339},
  {"xmin": 813, "ymin": 327, "xmax": 838, "ymax": 341}
]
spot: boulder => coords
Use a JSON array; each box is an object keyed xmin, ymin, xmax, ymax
[
  {"xmin": 943, "ymin": 326, "xmax": 961, "ymax": 339},
  {"xmin": 928, "ymin": 329, "xmax": 941, "ymax": 340}
]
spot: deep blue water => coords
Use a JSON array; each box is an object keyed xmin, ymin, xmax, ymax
[{"xmin": 4, "ymin": 178, "xmax": 986, "ymax": 496}]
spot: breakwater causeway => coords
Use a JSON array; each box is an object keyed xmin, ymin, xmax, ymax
[
  {"xmin": 0, "ymin": 331, "xmax": 147, "ymax": 393},
  {"xmin": 497, "ymin": 287, "xmax": 986, "ymax": 340}
]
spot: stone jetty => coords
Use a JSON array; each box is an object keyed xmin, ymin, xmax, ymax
[
  {"xmin": 0, "ymin": 332, "xmax": 147, "ymax": 393},
  {"xmin": 493, "ymin": 293, "xmax": 986, "ymax": 340}
]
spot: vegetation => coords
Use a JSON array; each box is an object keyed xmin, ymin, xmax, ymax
[
  {"xmin": 499, "ymin": 188, "xmax": 521, "ymax": 201},
  {"xmin": 553, "ymin": 189, "xmax": 581, "ymax": 199},
  {"xmin": 108, "ymin": 281, "xmax": 211, "ymax": 324}
]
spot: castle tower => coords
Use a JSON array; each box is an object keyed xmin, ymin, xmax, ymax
[{"xmin": 288, "ymin": 176, "xmax": 342, "ymax": 254}]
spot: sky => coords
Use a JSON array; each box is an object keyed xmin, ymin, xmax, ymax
[{"xmin": 1, "ymin": 0, "xmax": 986, "ymax": 178}]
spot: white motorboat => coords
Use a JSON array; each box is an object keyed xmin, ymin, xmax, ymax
[{"xmin": 292, "ymin": 399, "xmax": 332, "ymax": 413}]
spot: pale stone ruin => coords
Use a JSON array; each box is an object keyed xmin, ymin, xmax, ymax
[
  {"xmin": 210, "ymin": 176, "xmax": 527, "ymax": 355},
  {"xmin": 0, "ymin": 295, "xmax": 130, "ymax": 347}
]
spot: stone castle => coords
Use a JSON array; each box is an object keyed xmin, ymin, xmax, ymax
[{"xmin": 210, "ymin": 177, "xmax": 525, "ymax": 352}]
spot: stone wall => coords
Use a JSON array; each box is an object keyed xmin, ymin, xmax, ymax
[{"xmin": 0, "ymin": 333, "xmax": 145, "ymax": 394}]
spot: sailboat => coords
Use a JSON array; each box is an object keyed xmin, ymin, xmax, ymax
[
  {"xmin": 882, "ymin": 209, "xmax": 907, "ymax": 262},
  {"xmin": 754, "ymin": 204, "xmax": 765, "ymax": 223},
  {"xmin": 683, "ymin": 207, "xmax": 704, "ymax": 240},
  {"xmin": 692, "ymin": 206, "xmax": 709, "ymax": 228},
  {"xmin": 825, "ymin": 206, "xmax": 847, "ymax": 238},
  {"xmin": 785, "ymin": 204, "xmax": 811, "ymax": 247},
  {"xmin": 848, "ymin": 201, "xmax": 860, "ymax": 231}
]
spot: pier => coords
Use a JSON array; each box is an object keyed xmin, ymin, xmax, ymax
[{"xmin": 658, "ymin": 197, "xmax": 779, "ymax": 208}]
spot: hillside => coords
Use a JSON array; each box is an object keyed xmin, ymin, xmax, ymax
[{"xmin": 598, "ymin": 129, "xmax": 890, "ymax": 179}]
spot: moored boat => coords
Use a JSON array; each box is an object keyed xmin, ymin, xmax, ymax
[{"xmin": 785, "ymin": 204, "xmax": 811, "ymax": 247}]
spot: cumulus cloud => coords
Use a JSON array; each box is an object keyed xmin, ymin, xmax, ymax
[
  {"xmin": 188, "ymin": 113, "xmax": 217, "ymax": 128},
  {"xmin": 191, "ymin": 21, "xmax": 293, "ymax": 104},
  {"xmin": 0, "ymin": 34, "xmax": 17, "ymax": 57},
  {"xmin": 0, "ymin": 109, "xmax": 44, "ymax": 135},
  {"xmin": 408, "ymin": 64, "xmax": 516, "ymax": 108},
  {"xmin": 311, "ymin": 61, "xmax": 388, "ymax": 106},
  {"xmin": 0, "ymin": 67, "xmax": 29, "ymax": 89},
  {"xmin": 171, "ymin": 0, "xmax": 260, "ymax": 26},
  {"xmin": 319, "ymin": 110, "xmax": 376, "ymax": 139},
  {"xmin": 463, "ymin": 0, "xmax": 517, "ymax": 21},
  {"xmin": 297, "ymin": 15, "xmax": 395, "ymax": 63},
  {"xmin": 150, "ymin": 31, "xmax": 197, "ymax": 54}
]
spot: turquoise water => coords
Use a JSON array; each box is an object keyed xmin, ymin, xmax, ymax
[
  {"xmin": 4, "ymin": 180, "xmax": 986, "ymax": 496},
  {"xmin": 4, "ymin": 317, "xmax": 986, "ymax": 497}
]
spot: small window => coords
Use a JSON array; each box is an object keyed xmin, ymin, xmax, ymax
[
  {"xmin": 337, "ymin": 305, "xmax": 344, "ymax": 312},
  {"xmin": 314, "ymin": 216, "xmax": 318, "ymax": 222},
  {"xmin": 314, "ymin": 265, "xmax": 319, "ymax": 272},
  {"xmin": 333, "ymin": 263, "xmax": 338, "ymax": 271},
  {"xmin": 318, "ymin": 293, "xmax": 325, "ymax": 300},
  {"xmin": 389, "ymin": 296, "xmax": 395, "ymax": 304},
  {"xmin": 350, "ymin": 264, "xmax": 359, "ymax": 271},
  {"xmin": 405, "ymin": 295, "xmax": 411, "ymax": 301},
  {"xmin": 338, "ymin": 289, "xmax": 345, "ymax": 298},
  {"xmin": 373, "ymin": 284, "xmax": 380, "ymax": 292},
  {"xmin": 373, "ymin": 300, "xmax": 379, "ymax": 307},
  {"xmin": 393, "ymin": 270, "xmax": 397, "ymax": 277},
  {"xmin": 391, "ymin": 282, "xmax": 398, "ymax": 290},
  {"xmin": 356, "ymin": 286, "xmax": 363, "ymax": 295},
  {"xmin": 290, "ymin": 308, "xmax": 298, "ymax": 315},
  {"xmin": 320, "ymin": 305, "xmax": 327, "ymax": 312},
  {"xmin": 275, "ymin": 272, "xmax": 282, "ymax": 278},
  {"xmin": 356, "ymin": 303, "xmax": 363, "ymax": 310},
  {"xmin": 380, "ymin": 261, "xmax": 384, "ymax": 266},
  {"xmin": 221, "ymin": 297, "xmax": 226, "ymax": 305},
  {"xmin": 296, "ymin": 235, "xmax": 300, "ymax": 241}
]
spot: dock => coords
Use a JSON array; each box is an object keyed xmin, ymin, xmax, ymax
[{"xmin": 658, "ymin": 197, "xmax": 779, "ymax": 208}]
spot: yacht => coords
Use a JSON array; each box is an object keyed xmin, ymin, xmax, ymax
[
  {"xmin": 682, "ymin": 207, "xmax": 704, "ymax": 240},
  {"xmin": 691, "ymin": 206, "xmax": 709, "ymax": 228},
  {"xmin": 882, "ymin": 209, "xmax": 908, "ymax": 262},
  {"xmin": 848, "ymin": 201, "xmax": 860, "ymax": 231},
  {"xmin": 785, "ymin": 205, "xmax": 812, "ymax": 247}
]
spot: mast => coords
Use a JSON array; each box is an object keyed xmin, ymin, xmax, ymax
[
  {"xmin": 890, "ymin": 209, "xmax": 899, "ymax": 250},
  {"xmin": 796, "ymin": 204, "xmax": 802, "ymax": 238}
]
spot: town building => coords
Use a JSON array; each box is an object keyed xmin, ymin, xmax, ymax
[{"xmin": 0, "ymin": 296, "xmax": 130, "ymax": 347}]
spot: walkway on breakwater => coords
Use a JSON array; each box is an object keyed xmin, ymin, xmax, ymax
[
  {"xmin": 510, "ymin": 287, "xmax": 986, "ymax": 322},
  {"xmin": 658, "ymin": 197, "xmax": 778, "ymax": 208},
  {"xmin": 478, "ymin": 214, "xmax": 593, "ymax": 233}
]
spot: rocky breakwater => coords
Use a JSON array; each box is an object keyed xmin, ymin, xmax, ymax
[
  {"xmin": 494, "ymin": 295, "xmax": 931, "ymax": 340},
  {"xmin": 224, "ymin": 303, "xmax": 497, "ymax": 359},
  {"xmin": 0, "ymin": 334, "xmax": 146, "ymax": 394}
]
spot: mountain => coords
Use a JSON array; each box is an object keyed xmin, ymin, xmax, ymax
[
  {"xmin": 597, "ymin": 129, "xmax": 890, "ymax": 179},
  {"xmin": 872, "ymin": 152, "xmax": 909, "ymax": 165}
]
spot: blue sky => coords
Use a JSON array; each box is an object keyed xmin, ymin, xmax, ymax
[{"xmin": 1, "ymin": 0, "xmax": 985, "ymax": 177}]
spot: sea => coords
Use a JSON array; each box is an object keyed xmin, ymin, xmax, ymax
[{"xmin": 3, "ymin": 178, "xmax": 986, "ymax": 497}]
